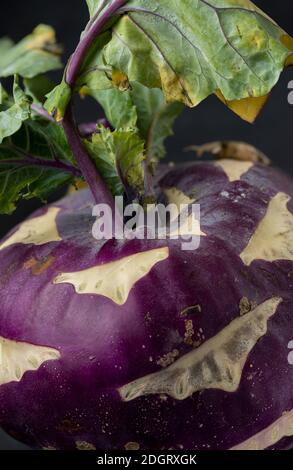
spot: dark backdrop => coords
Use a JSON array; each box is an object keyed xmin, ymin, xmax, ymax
[{"xmin": 0, "ymin": 0, "xmax": 292, "ymax": 450}]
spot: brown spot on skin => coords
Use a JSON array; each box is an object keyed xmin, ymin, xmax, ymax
[
  {"xmin": 76, "ymin": 441, "xmax": 96, "ymax": 451},
  {"xmin": 24, "ymin": 255, "xmax": 55, "ymax": 275},
  {"xmin": 157, "ymin": 350, "xmax": 179, "ymax": 368},
  {"xmin": 180, "ymin": 305, "xmax": 202, "ymax": 317},
  {"xmin": 125, "ymin": 442, "xmax": 140, "ymax": 451},
  {"xmin": 184, "ymin": 319, "xmax": 195, "ymax": 346},
  {"xmin": 239, "ymin": 297, "xmax": 257, "ymax": 316},
  {"xmin": 57, "ymin": 420, "xmax": 82, "ymax": 434}
]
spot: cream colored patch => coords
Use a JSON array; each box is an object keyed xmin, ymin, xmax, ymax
[
  {"xmin": 164, "ymin": 188, "xmax": 195, "ymax": 209},
  {"xmin": 231, "ymin": 409, "xmax": 293, "ymax": 450},
  {"xmin": 216, "ymin": 159, "xmax": 253, "ymax": 182},
  {"xmin": 169, "ymin": 213, "xmax": 206, "ymax": 238},
  {"xmin": 0, "ymin": 336, "xmax": 60, "ymax": 386},
  {"xmin": 125, "ymin": 442, "xmax": 140, "ymax": 450},
  {"xmin": 164, "ymin": 189, "xmax": 205, "ymax": 237},
  {"xmin": 54, "ymin": 247, "xmax": 169, "ymax": 305},
  {"xmin": 0, "ymin": 207, "xmax": 61, "ymax": 251},
  {"xmin": 119, "ymin": 297, "xmax": 281, "ymax": 401},
  {"xmin": 76, "ymin": 441, "xmax": 96, "ymax": 450},
  {"xmin": 240, "ymin": 192, "xmax": 293, "ymax": 265}
]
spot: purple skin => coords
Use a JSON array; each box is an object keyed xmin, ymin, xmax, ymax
[{"xmin": 0, "ymin": 160, "xmax": 292, "ymax": 450}]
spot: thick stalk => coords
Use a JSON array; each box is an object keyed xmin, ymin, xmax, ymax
[
  {"xmin": 63, "ymin": 106, "xmax": 114, "ymax": 206},
  {"xmin": 63, "ymin": 0, "xmax": 129, "ymax": 208}
]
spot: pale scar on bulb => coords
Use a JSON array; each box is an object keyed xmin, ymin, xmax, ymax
[
  {"xmin": 231, "ymin": 409, "xmax": 293, "ymax": 450},
  {"xmin": 164, "ymin": 187, "xmax": 206, "ymax": 237},
  {"xmin": 0, "ymin": 336, "xmax": 60, "ymax": 386},
  {"xmin": 54, "ymin": 247, "xmax": 169, "ymax": 305},
  {"xmin": 240, "ymin": 192, "xmax": 293, "ymax": 265},
  {"xmin": 216, "ymin": 159, "xmax": 253, "ymax": 182},
  {"xmin": 119, "ymin": 297, "xmax": 282, "ymax": 401},
  {"xmin": 0, "ymin": 207, "xmax": 61, "ymax": 251}
]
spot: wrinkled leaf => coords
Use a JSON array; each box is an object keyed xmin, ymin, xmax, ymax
[
  {"xmin": 92, "ymin": 82, "xmax": 182, "ymax": 160},
  {"xmin": 130, "ymin": 82, "xmax": 183, "ymax": 160},
  {"xmin": 85, "ymin": 127, "xmax": 145, "ymax": 196},
  {"xmin": 96, "ymin": 0, "xmax": 292, "ymax": 121},
  {"xmin": 0, "ymin": 159, "xmax": 72, "ymax": 214},
  {"xmin": 0, "ymin": 76, "xmax": 31, "ymax": 144},
  {"xmin": 0, "ymin": 25, "xmax": 62, "ymax": 78}
]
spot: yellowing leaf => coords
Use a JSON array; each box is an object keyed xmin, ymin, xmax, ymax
[
  {"xmin": 216, "ymin": 90, "xmax": 268, "ymax": 123},
  {"xmin": 0, "ymin": 25, "xmax": 62, "ymax": 78}
]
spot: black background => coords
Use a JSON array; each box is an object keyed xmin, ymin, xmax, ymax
[{"xmin": 0, "ymin": 0, "xmax": 292, "ymax": 450}]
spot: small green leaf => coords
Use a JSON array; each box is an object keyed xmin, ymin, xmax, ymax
[
  {"xmin": 85, "ymin": 127, "xmax": 145, "ymax": 197},
  {"xmin": 44, "ymin": 80, "xmax": 72, "ymax": 121},
  {"xmin": 91, "ymin": 82, "xmax": 183, "ymax": 160},
  {"xmin": 0, "ymin": 25, "xmax": 62, "ymax": 79},
  {"xmin": 130, "ymin": 82, "xmax": 183, "ymax": 160},
  {"xmin": 0, "ymin": 76, "xmax": 31, "ymax": 144},
  {"xmin": 92, "ymin": 87, "xmax": 138, "ymax": 129}
]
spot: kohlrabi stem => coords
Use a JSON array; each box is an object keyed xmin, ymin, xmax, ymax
[
  {"xmin": 63, "ymin": 0, "xmax": 129, "ymax": 208},
  {"xmin": 63, "ymin": 105, "xmax": 115, "ymax": 206},
  {"xmin": 0, "ymin": 155, "xmax": 81, "ymax": 177}
]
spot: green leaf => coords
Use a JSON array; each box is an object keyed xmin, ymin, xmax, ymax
[
  {"xmin": 95, "ymin": 0, "xmax": 292, "ymax": 121},
  {"xmin": 92, "ymin": 87, "xmax": 138, "ymax": 129},
  {"xmin": 0, "ymin": 76, "xmax": 31, "ymax": 144},
  {"xmin": 130, "ymin": 82, "xmax": 183, "ymax": 160},
  {"xmin": 90, "ymin": 82, "xmax": 182, "ymax": 160},
  {"xmin": 0, "ymin": 118, "xmax": 76, "ymax": 214},
  {"xmin": 0, "ymin": 38, "xmax": 14, "ymax": 57},
  {"xmin": 44, "ymin": 80, "xmax": 72, "ymax": 121},
  {"xmin": 0, "ymin": 159, "xmax": 72, "ymax": 214},
  {"xmin": 0, "ymin": 25, "xmax": 62, "ymax": 79},
  {"xmin": 12, "ymin": 119, "xmax": 75, "ymax": 164},
  {"xmin": 24, "ymin": 75, "xmax": 55, "ymax": 104},
  {"xmin": 0, "ymin": 83, "xmax": 9, "ymax": 105},
  {"xmin": 85, "ymin": 127, "xmax": 145, "ymax": 197}
]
